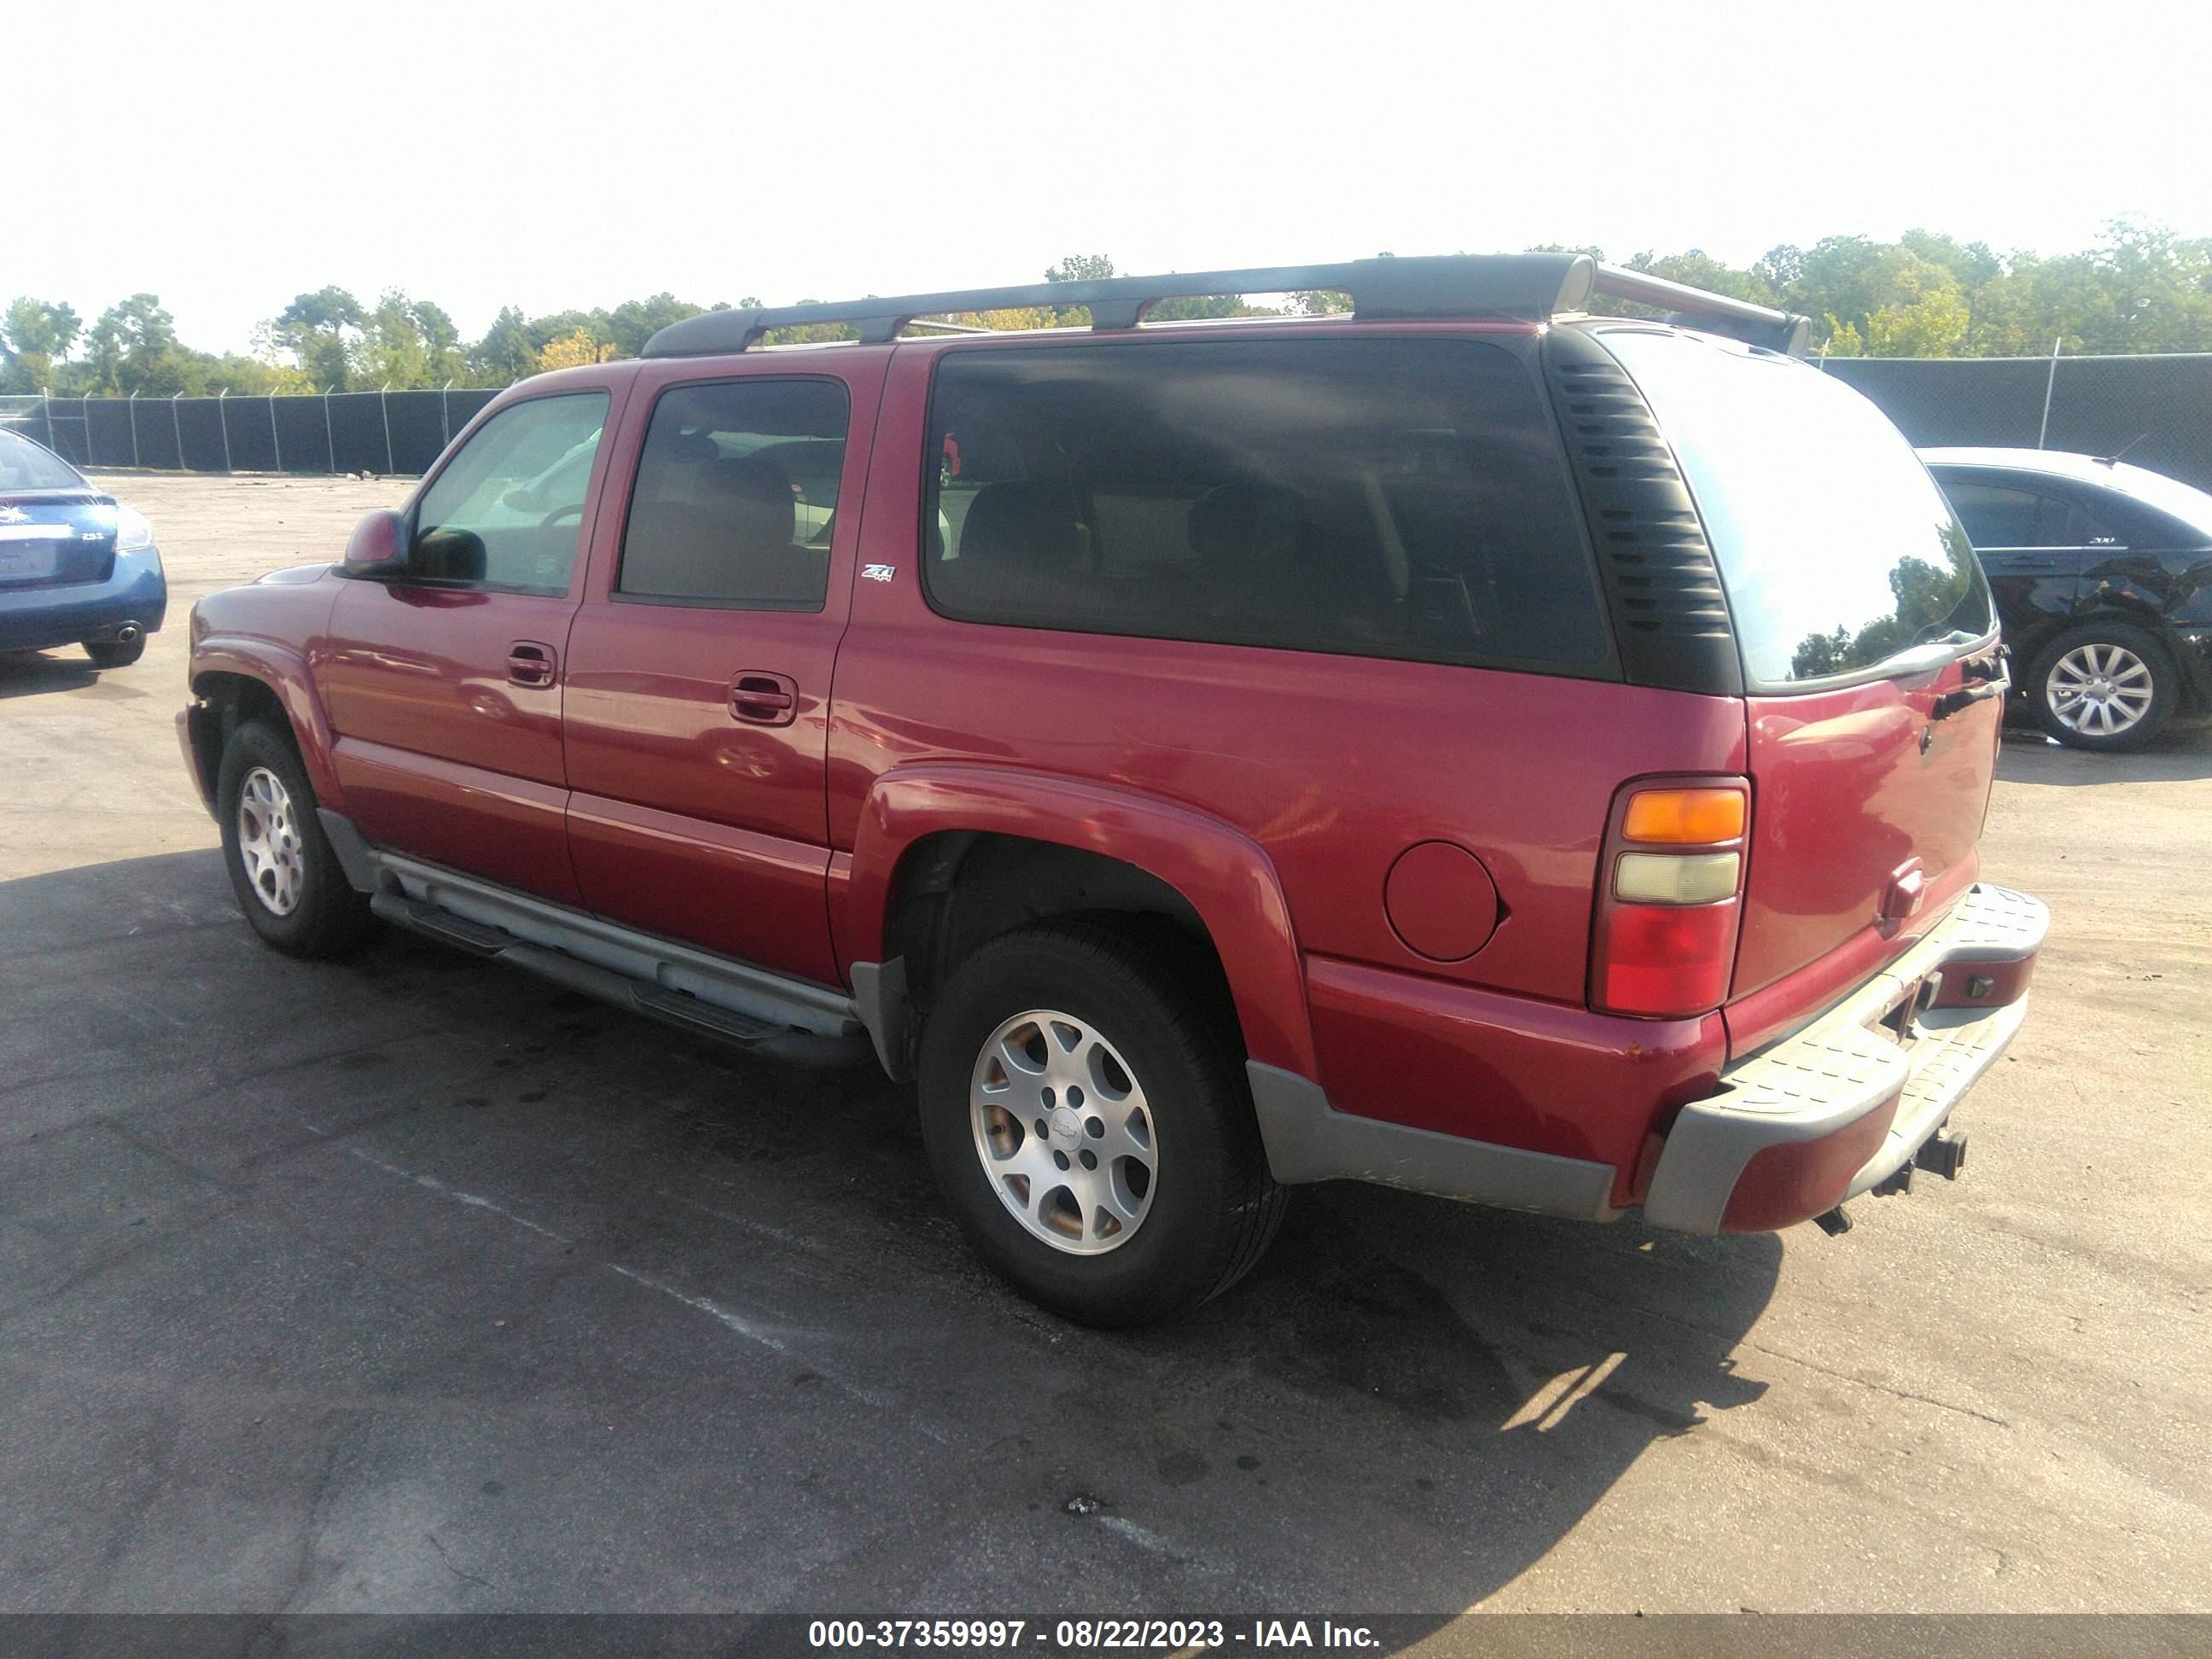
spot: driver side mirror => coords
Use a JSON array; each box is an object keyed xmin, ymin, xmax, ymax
[{"xmin": 341, "ymin": 508, "xmax": 408, "ymax": 578}]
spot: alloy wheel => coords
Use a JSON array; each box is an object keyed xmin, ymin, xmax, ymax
[
  {"xmin": 2046, "ymin": 643, "xmax": 2154, "ymax": 737},
  {"xmin": 236, "ymin": 765, "xmax": 305, "ymax": 916},
  {"xmin": 969, "ymin": 1008, "xmax": 1156, "ymax": 1254}
]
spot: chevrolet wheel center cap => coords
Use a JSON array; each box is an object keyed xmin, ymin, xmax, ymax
[{"xmin": 1050, "ymin": 1106, "xmax": 1082, "ymax": 1142}]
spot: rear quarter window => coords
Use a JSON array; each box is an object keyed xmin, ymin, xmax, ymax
[
  {"xmin": 1604, "ymin": 330, "xmax": 1994, "ymax": 687},
  {"xmin": 920, "ymin": 336, "xmax": 1612, "ymax": 674}
]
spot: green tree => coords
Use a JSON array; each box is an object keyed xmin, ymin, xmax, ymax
[
  {"xmin": 82, "ymin": 294, "xmax": 187, "ymax": 394},
  {"xmin": 410, "ymin": 299, "xmax": 467, "ymax": 381},
  {"xmin": 1045, "ymin": 253, "xmax": 1116, "ymax": 283},
  {"xmin": 1039, "ymin": 253, "xmax": 1117, "ymax": 327},
  {"xmin": 347, "ymin": 290, "xmax": 468, "ymax": 388},
  {"xmin": 760, "ymin": 301, "xmax": 860, "ymax": 346},
  {"xmin": 469, "ymin": 306, "xmax": 538, "ymax": 385},
  {"xmin": 272, "ymin": 287, "xmax": 365, "ymax": 389},
  {"xmin": 1865, "ymin": 265, "xmax": 1970, "ymax": 357},
  {"xmin": 607, "ymin": 292, "xmax": 706, "ymax": 357},
  {"xmin": 1149, "ymin": 293, "xmax": 1275, "ymax": 322},
  {"xmin": 935, "ymin": 306, "xmax": 1061, "ymax": 331},
  {"xmin": 1, "ymin": 298, "xmax": 82, "ymax": 393},
  {"xmin": 524, "ymin": 308, "xmax": 614, "ymax": 358}
]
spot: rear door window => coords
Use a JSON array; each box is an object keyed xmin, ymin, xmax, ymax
[
  {"xmin": 1603, "ymin": 329, "xmax": 1994, "ymax": 687},
  {"xmin": 617, "ymin": 378, "xmax": 849, "ymax": 609},
  {"xmin": 920, "ymin": 337, "xmax": 1611, "ymax": 673}
]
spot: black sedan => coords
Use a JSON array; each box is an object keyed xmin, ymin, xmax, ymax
[
  {"xmin": 0, "ymin": 428, "xmax": 166, "ymax": 669},
  {"xmin": 1923, "ymin": 447, "xmax": 2212, "ymax": 751}
]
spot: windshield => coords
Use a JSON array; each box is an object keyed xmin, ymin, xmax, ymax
[
  {"xmin": 2105, "ymin": 460, "xmax": 2212, "ymax": 541},
  {"xmin": 1603, "ymin": 329, "xmax": 1994, "ymax": 688},
  {"xmin": 0, "ymin": 430, "xmax": 87, "ymax": 492}
]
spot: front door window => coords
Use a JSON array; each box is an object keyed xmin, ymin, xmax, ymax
[{"xmin": 412, "ymin": 393, "xmax": 610, "ymax": 591}]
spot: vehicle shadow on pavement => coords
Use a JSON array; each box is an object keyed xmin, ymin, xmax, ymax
[
  {"xmin": 0, "ymin": 650, "xmax": 102, "ymax": 701},
  {"xmin": 1, "ymin": 848, "xmax": 1781, "ymax": 1615},
  {"xmin": 1996, "ymin": 722, "xmax": 2212, "ymax": 786}
]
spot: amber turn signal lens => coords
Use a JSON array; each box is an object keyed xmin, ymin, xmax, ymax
[{"xmin": 1622, "ymin": 788, "xmax": 1745, "ymax": 845}]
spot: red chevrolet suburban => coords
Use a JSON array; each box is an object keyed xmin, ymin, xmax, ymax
[{"xmin": 178, "ymin": 254, "xmax": 2046, "ymax": 1325}]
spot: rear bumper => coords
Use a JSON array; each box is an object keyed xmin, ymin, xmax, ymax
[
  {"xmin": 1642, "ymin": 883, "xmax": 2047, "ymax": 1233},
  {"xmin": 0, "ymin": 550, "xmax": 167, "ymax": 652}
]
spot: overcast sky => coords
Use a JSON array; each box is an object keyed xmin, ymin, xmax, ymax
[{"xmin": 20, "ymin": 0, "xmax": 2211, "ymax": 356}]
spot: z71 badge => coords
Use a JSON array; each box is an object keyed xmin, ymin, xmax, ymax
[{"xmin": 862, "ymin": 563, "xmax": 896, "ymax": 582}]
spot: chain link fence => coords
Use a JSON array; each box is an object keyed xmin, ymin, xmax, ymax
[
  {"xmin": 0, "ymin": 387, "xmax": 499, "ymax": 479},
  {"xmin": 4, "ymin": 352, "xmax": 2209, "ymax": 493}
]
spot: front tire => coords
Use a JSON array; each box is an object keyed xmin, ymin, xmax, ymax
[
  {"xmin": 2028, "ymin": 622, "xmax": 2176, "ymax": 751},
  {"xmin": 917, "ymin": 920, "xmax": 1285, "ymax": 1328},
  {"xmin": 216, "ymin": 720, "xmax": 377, "ymax": 958}
]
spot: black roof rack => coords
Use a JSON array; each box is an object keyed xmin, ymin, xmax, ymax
[{"xmin": 642, "ymin": 253, "xmax": 1810, "ymax": 359}]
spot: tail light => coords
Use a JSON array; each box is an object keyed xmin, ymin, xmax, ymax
[{"xmin": 1590, "ymin": 779, "xmax": 1750, "ymax": 1018}]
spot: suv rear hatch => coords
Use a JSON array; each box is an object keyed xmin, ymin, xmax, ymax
[{"xmin": 1597, "ymin": 328, "xmax": 2004, "ymax": 1049}]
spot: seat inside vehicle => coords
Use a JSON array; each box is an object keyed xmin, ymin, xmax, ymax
[{"xmin": 621, "ymin": 451, "xmax": 830, "ymax": 607}]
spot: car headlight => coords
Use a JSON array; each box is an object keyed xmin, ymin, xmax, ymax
[{"xmin": 117, "ymin": 504, "xmax": 156, "ymax": 551}]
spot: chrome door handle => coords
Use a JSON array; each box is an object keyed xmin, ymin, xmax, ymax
[
  {"xmin": 507, "ymin": 641, "xmax": 556, "ymax": 687},
  {"xmin": 731, "ymin": 671, "xmax": 799, "ymax": 726}
]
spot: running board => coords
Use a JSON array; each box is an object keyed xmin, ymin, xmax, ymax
[
  {"xmin": 360, "ymin": 862, "xmax": 874, "ymax": 1071},
  {"xmin": 372, "ymin": 895, "xmax": 508, "ymax": 956}
]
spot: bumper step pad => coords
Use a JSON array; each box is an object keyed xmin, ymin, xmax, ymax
[{"xmin": 1642, "ymin": 884, "xmax": 2048, "ymax": 1234}]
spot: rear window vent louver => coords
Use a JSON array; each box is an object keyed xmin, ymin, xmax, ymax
[{"xmin": 1545, "ymin": 335, "xmax": 1743, "ymax": 696}]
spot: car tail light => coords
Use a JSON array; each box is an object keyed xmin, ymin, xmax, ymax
[{"xmin": 1591, "ymin": 779, "xmax": 1750, "ymax": 1019}]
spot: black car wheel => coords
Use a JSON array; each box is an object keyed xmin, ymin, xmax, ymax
[
  {"xmin": 216, "ymin": 720, "xmax": 378, "ymax": 957},
  {"xmin": 917, "ymin": 919, "xmax": 1286, "ymax": 1327},
  {"xmin": 2027, "ymin": 621, "xmax": 2178, "ymax": 752}
]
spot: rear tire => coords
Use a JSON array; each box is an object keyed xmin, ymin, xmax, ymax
[
  {"xmin": 84, "ymin": 637, "xmax": 145, "ymax": 669},
  {"xmin": 2027, "ymin": 622, "xmax": 2176, "ymax": 751},
  {"xmin": 917, "ymin": 919, "xmax": 1286, "ymax": 1327},
  {"xmin": 216, "ymin": 720, "xmax": 378, "ymax": 958}
]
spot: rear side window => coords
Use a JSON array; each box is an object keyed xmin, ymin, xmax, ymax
[
  {"xmin": 1603, "ymin": 330, "xmax": 1994, "ymax": 687},
  {"xmin": 920, "ymin": 337, "xmax": 1610, "ymax": 672},
  {"xmin": 1942, "ymin": 476, "xmax": 2124, "ymax": 550},
  {"xmin": 1942, "ymin": 481, "xmax": 2058, "ymax": 549},
  {"xmin": 619, "ymin": 378, "xmax": 849, "ymax": 609}
]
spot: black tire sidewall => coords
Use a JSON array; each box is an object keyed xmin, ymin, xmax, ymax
[
  {"xmin": 2028, "ymin": 622, "xmax": 2177, "ymax": 751},
  {"xmin": 917, "ymin": 924, "xmax": 1258, "ymax": 1326},
  {"xmin": 215, "ymin": 721, "xmax": 364, "ymax": 956}
]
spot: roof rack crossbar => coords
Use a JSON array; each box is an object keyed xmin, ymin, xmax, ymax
[
  {"xmin": 1593, "ymin": 265, "xmax": 1810, "ymax": 355},
  {"xmin": 641, "ymin": 253, "xmax": 1811, "ymax": 358}
]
